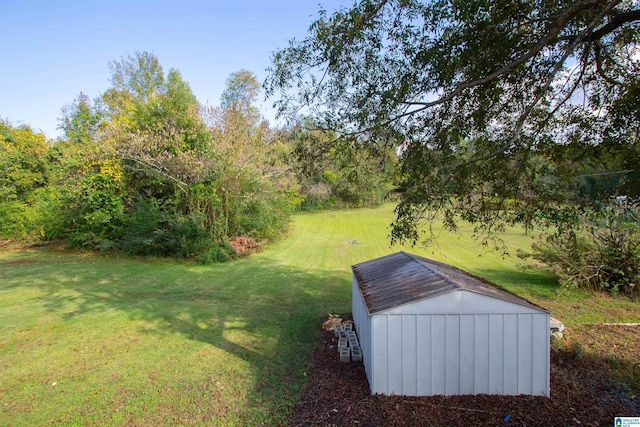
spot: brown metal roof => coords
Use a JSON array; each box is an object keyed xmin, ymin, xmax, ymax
[{"xmin": 352, "ymin": 251, "xmax": 546, "ymax": 314}]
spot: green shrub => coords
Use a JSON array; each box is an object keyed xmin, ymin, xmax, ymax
[
  {"xmin": 532, "ymin": 205, "xmax": 640, "ymax": 296},
  {"xmin": 0, "ymin": 201, "xmax": 29, "ymax": 240},
  {"xmin": 58, "ymin": 159, "xmax": 129, "ymax": 250},
  {"xmin": 122, "ymin": 199, "xmax": 210, "ymax": 258},
  {"xmin": 238, "ymin": 190, "xmax": 293, "ymax": 242},
  {"xmin": 198, "ymin": 241, "xmax": 237, "ymax": 264}
]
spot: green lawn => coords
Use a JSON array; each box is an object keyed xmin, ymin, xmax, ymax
[{"xmin": 1, "ymin": 204, "xmax": 637, "ymax": 425}]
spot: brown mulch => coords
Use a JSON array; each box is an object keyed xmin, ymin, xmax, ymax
[{"xmin": 288, "ymin": 319, "xmax": 639, "ymax": 427}]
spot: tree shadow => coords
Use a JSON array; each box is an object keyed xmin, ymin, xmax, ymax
[
  {"xmin": 550, "ymin": 336, "xmax": 640, "ymax": 414},
  {"xmin": 1, "ymin": 252, "xmax": 352, "ymax": 425},
  {"xmin": 472, "ymin": 265, "xmax": 560, "ymax": 301}
]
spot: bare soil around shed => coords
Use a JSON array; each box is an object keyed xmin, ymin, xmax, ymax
[{"xmin": 288, "ymin": 318, "xmax": 640, "ymax": 426}]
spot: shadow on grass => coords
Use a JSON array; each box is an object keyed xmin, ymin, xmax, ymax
[
  {"xmin": 472, "ymin": 265, "xmax": 560, "ymax": 301},
  {"xmin": 0, "ymin": 251, "xmax": 352, "ymax": 425}
]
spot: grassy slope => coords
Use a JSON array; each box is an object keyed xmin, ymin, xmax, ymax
[{"xmin": 0, "ymin": 204, "xmax": 637, "ymax": 425}]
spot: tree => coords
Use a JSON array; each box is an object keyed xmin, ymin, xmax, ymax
[
  {"xmin": 288, "ymin": 123, "xmax": 397, "ymax": 209},
  {"xmin": 52, "ymin": 52, "xmax": 205, "ymax": 251},
  {"xmin": 267, "ymin": 0, "xmax": 640, "ymax": 244},
  {"xmin": 0, "ymin": 120, "xmax": 53, "ymax": 239},
  {"xmin": 100, "ymin": 51, "xmax": 165, "ymax": 130},
  {"xmin": 220, "ymin": 69, "xmax": 261, "ymax": 126},
  {"xmin": 58, "ymin": 93, "xmax": 102, "ymax": 146},
  {"xmin": 97, "ymin": 52, "xmax": 213, "ymax": 199},
  {"xmin": 107, "ymin": 50, "xmax": 164, "ymax": 104},
  {"xmin": 0, "ymin": 120, "xmax": 49, "ymax": 200},
  {"xmin": 200, "ymin": 70, "xmax": 300, "ymax": 242}
]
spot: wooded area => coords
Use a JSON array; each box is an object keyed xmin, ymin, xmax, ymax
[{"xmin": 0, "ymin": 52, "xmax": 395, "ymax": 262}]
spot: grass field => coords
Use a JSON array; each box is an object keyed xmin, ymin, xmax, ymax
[{"xmin": 1, "ymin": 204, "xmax": 638, "ymax": 425}]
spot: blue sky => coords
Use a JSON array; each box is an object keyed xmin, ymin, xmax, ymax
[{"xmin": 0, "ymin": 0, "xmax": 349, "ymax": 139}]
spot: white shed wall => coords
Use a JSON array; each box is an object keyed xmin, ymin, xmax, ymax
[
  {"xmin": 352, "ymin": 276, "xmax": 373, "ymax": 382},
  {"xmin": 352, "ymin": 282, "xmax": 550, "ymax": 397},
  {"xmin": 369, "ymin": 307, "xmax": 550, "ymax": 396},
  {"xmin": 385, "ymin": 290, "xmax": 544, "ymax": 316}
]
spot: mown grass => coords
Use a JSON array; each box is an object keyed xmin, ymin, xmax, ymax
[{"xmin": 1, "ymin": 204, "xmax": 638, "ymax": 425}]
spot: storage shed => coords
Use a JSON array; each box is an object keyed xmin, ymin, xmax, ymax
[{"xmin": 352, "ymin": 251, "xmax": 550, "ymax": 397}]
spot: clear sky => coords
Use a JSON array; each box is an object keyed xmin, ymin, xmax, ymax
[{"xmin": 0, "ymin": 0, "xmax": 348, "ymax": 139}]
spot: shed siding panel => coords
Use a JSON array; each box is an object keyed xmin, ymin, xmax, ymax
[
  {"xmin": 489, "ymin": 314, "xmax": 505, "ymax": 393},
  {"xmin": 517, "ymin": 314, "xmax": 534, "ymax": 395},
  {"xmin": 368, "ymin": 310, "xmax": 549, "ymax": 397},
  {"xmin": 445, "ymin": 315, "xmax": 461, "ymax": 395},
  {"xmin": 462, "ymin": 291, "xmax": 543, "ymax": 314},
  {"xmin": 416, "ymin": 315, "xmax": 431, "ymax": 395},
  {"xmin": 532, "ymin": 314, "xmax": 550, "ymax": 396},
  {"xmin": 387, "ymin": 291, "xmax": 545, "ymax": 315},
  {"xmin": 372, "ymin": 315, "xmax": 388, "ymax": 394},
  {"xmin": 431, "ymin": 314, "xmax": 446, "ymax": 394},
  {"xmin": 387, "ymin": 315, "xmax": 403, "ymax": 394},
  {"xmin": 503, "ymin": 314, "xmax": 519, "ymax": 395},
  {"xmin": 402, "ymin": 315, "xmax": 418, "ymax": 395},
  {"xmin": 352, "ymin": 275, "xmax": 373, "ymax": 391},
  {"xmin": 460, "ymin": 315, "xmax": 475, "ymax": 394},
  {"xmin": 474, "ymin": 315, "xmax": 490, "ymax": 394}
]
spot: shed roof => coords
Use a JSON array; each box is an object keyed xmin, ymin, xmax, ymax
[{"xmin": 352, "ymin": 251, "xmax": 546, "ymax": 314}]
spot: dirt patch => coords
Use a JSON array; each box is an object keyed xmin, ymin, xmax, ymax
[
  {"xmin": 288, "ymin": 318, "xmax": 639, "ymax": 426},
  {"xmin": 229, "ymin": 236, "xmax": 259, "ymax": 256}
]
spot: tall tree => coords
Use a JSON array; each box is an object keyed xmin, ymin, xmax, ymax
[
  {"xmin": 205, "ymin": 70, "xmax": 268, "ymax": 171},
  {"xmin": 101, "ymin": 51, "xmax": 165, "ymax": 130},
  {"xmin": 58, "ymin": 92, "xmax": 102, "ymax": 146},
  {"xmin": 200, "ymin": 70, "xmax": 299, "ymax": 241},
  {"xmin": 220, "ymin": 69, "xmax": 261, "ymax": 126},
  {"xmin": 99, "ymin": 52, "xmax": 212, "ymax": 195},
  {"xmin": 0, "ymin": 120, "xmax": 52, "ymax": 239},
  {"xmin": 267, "ymin": 0, "xmax": 640, "ymax": 244},
  {"xmin": 0, "ymin": 119, "xmax": 49, "ymax": 201},
  {"xmin": 108, "ymin": 50, "xmax": 164, "ymax": 103}
]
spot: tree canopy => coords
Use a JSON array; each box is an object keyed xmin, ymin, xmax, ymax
[
  {"xmin": 0, "ymin": 120, "xmax": 50, "ymax": 239},
  {"xmin": 39, "ymin": 52, "xmax": 302, "ymax": 259},
  {"xmin": 1, "ymin": 50, "xmax": 395, "ymax": 257},
  {"xmin": 220, "ymin": 69, "xmax": 261, "ymax": 124},
  {"xmin": 267, "ymin": 0, "xmax": 640, "ymax": 244}
]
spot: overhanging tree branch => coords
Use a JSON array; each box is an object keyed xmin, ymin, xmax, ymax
[
  {"xmin": 588, "ymin": 8, "xmax": 640, "ymax": 41},
  {"xmin": 269, "ymin": 0, "xmax": 640, "ymax": 244},
  {"xmin": 401, "ymin": 0, "xmax": 610, "ymax": 108}
]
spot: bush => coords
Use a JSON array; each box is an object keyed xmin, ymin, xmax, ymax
[
  {"xmin": 122, "ymin": 199, "xmax": 210, "ymax": 258},
  {"xmin": 238, "ymin": 191, "xmax": 293, "ymax": 242},
  {"xmin": 198, "ymin": 241, "xmax": 237, "ymax": 264},
  {"xmin": 532, "ymin": 205, "xmax": 640, "ymax": 296},
  {"xmin": 58, "ymin": 159, "xmax": 129, "ymax": 250},
  {"xmin": 0, "ymin": 200, "xmax": 30, "ymax": 240}
]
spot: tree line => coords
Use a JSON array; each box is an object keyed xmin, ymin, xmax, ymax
[{"xmin": 1, "ymin": 51, "xmax": 396, "ymax": 262}]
